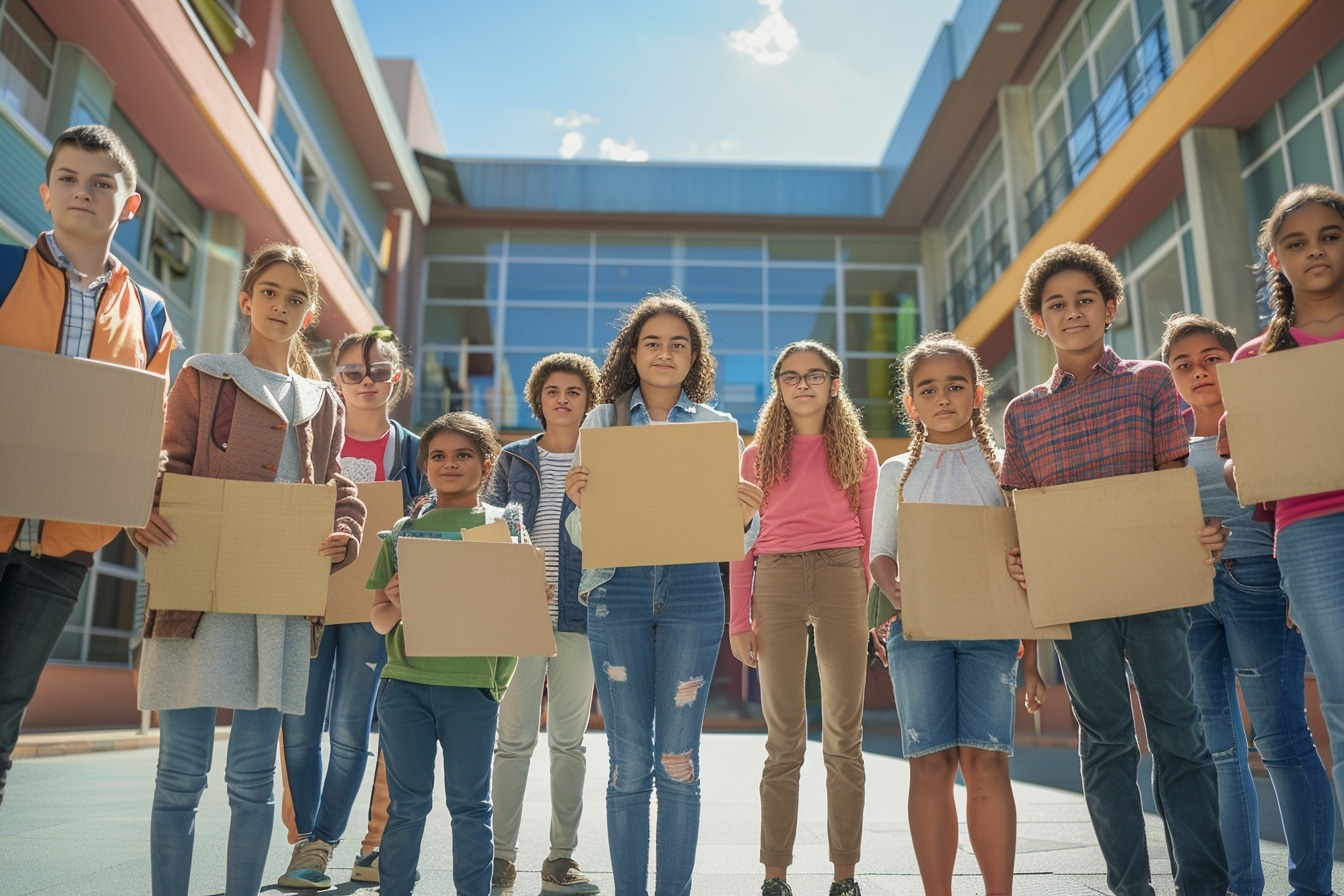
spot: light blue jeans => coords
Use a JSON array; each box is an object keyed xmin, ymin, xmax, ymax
[
  {"xmin": 1276, "ymin": 510, "xmax": 1344, "ymax": 828},
  {"xmin": 281, "ymin": 621, "xmax": 387, "ymax": 843},
  {"xmin": 1187, "ymin": 555, "xmax": 1334, "ymax": 896},
  {"xmin": 586, "ymin": 562, "xmax": 724, "ymax": 896},
  {"xmin": 150, "ymin": 706, "xmax": 282, "ymax": 896}
]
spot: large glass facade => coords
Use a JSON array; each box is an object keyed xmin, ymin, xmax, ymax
[{"xmin": 417, "ymin": 231, "xmax": 922, "ymax": 437}]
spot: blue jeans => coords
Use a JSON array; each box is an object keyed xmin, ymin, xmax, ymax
[
  {"xmin": 1054, "ymin": 610, "xmax": 1227, "ymax": 896},
  {"xmin": 1187, "ymin": 556, "xmax": 1335, "ymax": 896},
  {"xmin": 0, "ymin": 548, "xmax": 86, "ymax": 775},
  {"xmin": 1277, "ymin": 510, "xmax": 1344, "ymax": 824},
  {"xmin": 586, "ymin": 563, "xmax": 724, "ymax": 896},
  {"xmin": 377, "ymin": 679, "xmax": 499, "ymax": 896},
  {"xmin": 281, "ymin": 621, "xmax": 387, "ymax": 843},
  {"xmin": 151, "ymin": 706, "xmax": 282, "ymax": 896}
]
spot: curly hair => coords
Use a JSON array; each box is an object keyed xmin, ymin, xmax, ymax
[
  {"xmin": 416, "ymin": 411, "xmax": 501, "ymax": 475},
  {"xmin": 1018, "ymin": 242, "xmax": 1124, "ymax": 337},
  {"xmin": 1159, "ymin": 313, "xmax": 1237, "ymax": 364},
  {"xmin": 333, "ymin": 325, "xmax": 414, "ymax": 408},
  {"xmin": 891, "ymin": 332, "xmax": 999, "ymax": 502},
  {"xmin": 752, "ymin": 341, "xmax": 870, "ymax": 515},
  {"xmin": 1255, "ymin": 183, "xmax": 1344, "ymax": 355},
  {"xmin": 595, "ymin": 289, "xmax": 717, "ymax": 404},
  {"xmin": 524, "ymin": 352, "xmax": 600, "ymax": 427},
  {"xmin": 240, "ymin": 242, "xmax": 322, "ymax": 380}
]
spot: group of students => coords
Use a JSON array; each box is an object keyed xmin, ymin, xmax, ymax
[{"xmin": 1, "ymin": 122, "xmax": 1342, "ymax": 896}]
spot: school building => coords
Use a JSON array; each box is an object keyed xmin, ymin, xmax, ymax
[{"xmin": 6, "ymin": 0, "xmax": 1344, "ymax": 733}]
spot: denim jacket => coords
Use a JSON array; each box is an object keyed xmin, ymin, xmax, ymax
[
  {"xmin": 564, "ymin": 388, "xmax": 760, "ymax": 597},
  {"xmin": 387, "ymin": 419, "xmax": 430, "ymax": 512},
  {"xmin": 482, "ymin": 434, "xmax": 587, "ymax": 633}
]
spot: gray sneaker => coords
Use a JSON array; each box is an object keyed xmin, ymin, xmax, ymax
[{"xmin": 541, "ymin": 857, "xmax": 600, "ymax": 894}]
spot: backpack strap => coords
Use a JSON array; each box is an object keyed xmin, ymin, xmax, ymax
[
  {"xmin": 0, "ymin": 244, "xmax": 28, "ymax": 311},
  {"xmin": 133, "ymin": 282, "xmax": 172, "ymax": 363},
  {"xmin": 612, "ymin": 388, "xmax": 635, "ymax": 426}
]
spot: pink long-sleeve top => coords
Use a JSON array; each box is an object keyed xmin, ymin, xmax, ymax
[{"xmin": 729, "ymin": 434, "xmax": 879, "ymax": 634}]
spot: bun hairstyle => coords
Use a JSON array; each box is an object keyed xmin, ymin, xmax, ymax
[
  {"xmin": 1255, "ymin": 183, "xmax": 1344, "ymax": 355},
  {"xmin": 752, "ymin": 340, "xmax": 870, "ymax": 514},
  {"xmin": 596, "ymin": 289, "xmax": 717, "ymax": 404},
  {"xmin": 892, "ymin": 332, "xmax": 1000, "ymax": 502},
  {"xmin": 333, "ymin": 325, "xmax": 415, "ymax": 407},
  {"xmin": 240, "ymin": 242, "xmax": 322, "ymax": 380}
]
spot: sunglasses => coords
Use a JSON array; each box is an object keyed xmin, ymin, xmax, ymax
[{"xmin": 335, "ymin": 362, "xmax": 396, "ymax": 384}]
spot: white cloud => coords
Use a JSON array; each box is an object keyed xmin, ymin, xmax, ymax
[
  {"xmin": 688, "ymin": 137, "xmax": 739, "ymax": 158},
  {"xmin": 599, "ymin": 137, "xmax": 649, "ymax": 162},
  {"xmin": 552, "ymin": 111, "xmax": 600, "ymax": 129},
  {"xmin": 728, "ymin": 0, "xmax": 799, "ymax": 65},
  {"xmin": 558, "ymin": 131, "xmax": 585, "ymax": 159}
]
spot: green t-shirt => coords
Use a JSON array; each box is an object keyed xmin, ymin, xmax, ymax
[{"xmin": 367, "ymin": 506, "xmax": 517, "ymax": 698}]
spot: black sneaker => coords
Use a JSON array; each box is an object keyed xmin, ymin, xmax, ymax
[
  {"xmin": 761, "ymin": 878, "xmax": 793, "ymax": 896},
  {"xmin": 829, "ymin": 878, "xmax": 861, "ymax": 896}
]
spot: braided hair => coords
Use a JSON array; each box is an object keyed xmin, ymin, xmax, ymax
[
  {"xmin": 892, "ymin": 332, "xmax": 1000, "ymax": 502},
  {"xmin": 1256, "ymin": 184, "xmax": 1344, "ymax": 355}
]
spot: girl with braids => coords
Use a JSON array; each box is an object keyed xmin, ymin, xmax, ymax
[
  {"xmin": 1227, "ymin": 183, "xmax": 1344, "ymax": 817},
  {"xmin": 564, "ymin": 290, "xmax": 764, "ymax": 896},
  {"xmin": 868, "ymin": 332, "xmax": 1044, "ymax": 896},
  {"xmin": 278, "ymin": 325, "xmax": 427, "ymax": 888},
  {"xmin": 728, "ymin": 341, "xmax": 878, "ymax": 896}
]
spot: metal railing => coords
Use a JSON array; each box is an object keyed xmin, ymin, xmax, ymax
[
  {"xmin": 940, "ymin": 222, "xmax": 1013, "ymax": 330},
  {"xmin": 1024, "ymin": 14, "xmax": 1173, "ymax": 235}
]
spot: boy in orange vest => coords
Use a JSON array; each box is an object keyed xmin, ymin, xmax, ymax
[{"xmin": 0, "ymin": 124, "xmax": 175, "ymax": 807}]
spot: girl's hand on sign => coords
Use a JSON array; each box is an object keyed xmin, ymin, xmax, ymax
[
  {"xmin": 320, "ymin": 532, "xmax": 355, "ymax": 564},
  {"xmin": 737, "ymin": 479, "xmax": 764, "ymax": 527}
]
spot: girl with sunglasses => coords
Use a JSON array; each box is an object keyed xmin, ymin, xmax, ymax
[{"xmin": 277, "ymin": 326, "xmax": 428, "ymax": 888}]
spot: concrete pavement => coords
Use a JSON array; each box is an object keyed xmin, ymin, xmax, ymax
[{"xmin": 1, "ymin": 725, "xmax": 1339, "ymax": 894}]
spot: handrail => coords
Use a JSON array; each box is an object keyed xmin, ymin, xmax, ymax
[{"xmin": 940, "ymin": 221, "xmax": 1013, "ymax": 330}]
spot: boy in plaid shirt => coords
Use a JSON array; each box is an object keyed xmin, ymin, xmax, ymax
[{"xmin": 1000, "ymin": 243, "xmax": 1230, "ymax": 896}]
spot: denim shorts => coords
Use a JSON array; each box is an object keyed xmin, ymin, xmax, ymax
[{"xmin": 886, "ymin": 618, "xmax": 1019, "ymax": 758}]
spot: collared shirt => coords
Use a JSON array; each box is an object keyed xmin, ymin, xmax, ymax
[
  {"xmin": 999, "ymin": 346, "xmax": 1188, "ymax": 490},
  {"xmin": 18, "ymin": 236, "xmax": 115, "ymax": 553}
]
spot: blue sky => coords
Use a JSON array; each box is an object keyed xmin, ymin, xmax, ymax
[{"xmin": 352, "ymin": 0, "xmax": 963, "ymax": 165}]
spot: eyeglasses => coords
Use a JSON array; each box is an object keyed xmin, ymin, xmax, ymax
[
  {"xmin": 335, "ymin": 362, "xmax": 396, "ymax": 384},
  {"xmin": 777, "ymin": 370, "xmax": 834, "ymax": 388}
]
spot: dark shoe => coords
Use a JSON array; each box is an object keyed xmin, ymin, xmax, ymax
[
  {"xmin": 829, "ymin": 878, "xmax": 861, "ymax": 896},
  {"xmin": 492, "ymin": 857, "xmax": 517, "ymax": 892},
  {"xmin": 541, "ymin": 856, "xmax": 599, "ymax": 894},
  {"xmin": 761, "ymin": 878, "xmax": 793, "ymax": 896}
]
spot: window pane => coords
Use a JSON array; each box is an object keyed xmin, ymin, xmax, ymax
[
  {"xmin": 0, "ymin": 19, "xmax": 51, "ymax": 95},
  {"xmin": 1286, "ymin": 115, "xmax": 1332, "ymax": 186},
  {"xmin": 1085, "ymin": 0, "xmax": 1122, "ymax": 40},
  {"xmin": 101, "ymin": 532, "xmax": 140, "ymax": 570},
  {"xmin": 1095, "ymin": 19, "xmax": 1135, "ymax": 85},
  {"xmin": 1040, "ymin": 104, "xmax": 1067, "ymax": 158},
  {"xmin": 594, "ymin": 263, "xmax": 671, "ymax": 304},
  {"xmin": 109, "ymin": 108, "xmax": 157, "ymax": 189},
  {"xmin": 845, "ymin": 311, "xmax": 918, "ymax": 356},
  {"xmin": 156, "ymin": 167, "xmax": 205, "ymax": 234},
  {"xmin": 1128, "ymin": 204, "xmax": 1177, "ymax": 265},
  {"xmin": 843, "ymin": 269, "xmax": 920, "ymax": 313},
  {"xmin": 323, "ymin": 191, "xmax": 342, "ymax": 236},
  {"xmin": 423, "ymin": 303, "xmax": 498, "ymax": 346},
  {"xmin": 1035, "ymin": 54, "xmax": 1062, "ymax": 113},
  {"xmin": 1066, "ymin": 68, "xmax": 1094, "ymax": 128},
  {"xmin": 426, "ymin": 261, "xmax": 498, "ymax": 300},
  {"xmin": 844, "ymin": 361, "xmax": 900, "ymax": 437},
  {"xmin": 7, "ymin": 0, "xmax": 55, "ymax": 59},
  {"xmin": 841, "ymin": 238, "xmax": 920, "ymax": 265},
  {"xmin": 595, "ymin": 234, "xmax": 671, "ymax": 260},
  {"xmin": 705, "ymin": 311, "xmax": 763, "ymax": 350},
  {"xmin": 1062, "ymin": 23, "xmax": 1086, "ymax": 73},
  {"xmin": 503, "ymin": 352, "xmax": 550, "ymax": 429},
  {"xmin": 299, "ymin": 155, "xmax": 322, "ymax": 208},
  {"xmin": 767, "ymin": 266, "xmax": 836, "ymax": 307},
  {"xmin": 684, "ymin": 237, "xmax": 762, "ymax": 262},
  {"xmin": 715, "ymin": 354, "xmax": 768, "ymax": 433},
  {"xmin": 768, "ymin": 237, "xmax": 834, "ymax": 262},
  {"xmin": 1239, "ymin": 106, "xmax": 1280, "ymax": 169},
  {"xmin": 148, "ymin": 213, "xmax": 197, "ymax": 299},
  {"xmin": 1322, "ymin": 40, "xmax": 1344, "ymax": 96},
  {"xmin": 1135, "ymin": 248, "xmax": 1184, "ymax": 357},
  {"xmin": 113, "ymin": 213, "xmax": 144, "ymax": 260},
  {"xmin": 683, "ymin": 265, "xmax": 762, "ymax": 306},
  {"xmin": 509, "ymin": 232, "xmax": 589, "ymax": 259},
  {"xmin": 506, "ymin": 262, "xmax": 589, "ymax": 304},
  {"xmin": 1135, "ymin": 0, "xmax": 1163, "ymax": 27},
  {"xmin": 87, "ymin": 634, "xmax": 129, "ymax": 666},
  {"xmin": 91, "ymin": 574, "xmax": 136, "ymax": 629},
  {"xmin": 504, "ymin": 306, "xmax": 587, "ymax": 347},
  {"xmin": 272, "ymin": 103, "xmax": 300, "ymax": 171},
  {"xmin": 768, "ymin": 310, "xmax": 837, "ymax": 351},
  {"xmin": 416, "ymin": 349, "xmax": 496, "ymax": 424},
  {"xmin": 50, "ymin": 630, "xmax": 82, "ymax": 662},
  {"xmin": 1280, "ymin": 69, "xmax": 1320, "ymax": 129},
  {"xmin": 424, "ymin": 230, "xmax": 504, "ymax": 257}
]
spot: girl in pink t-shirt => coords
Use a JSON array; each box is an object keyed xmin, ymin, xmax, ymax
[
  {"xmin": 729, "ymin": 340, "xmax": 878, "ymax": 896},
  {"xmin": 1230, "ymin": 183, "xmax": 1344, "ymax": 818}
]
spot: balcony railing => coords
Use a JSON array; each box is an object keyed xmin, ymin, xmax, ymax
[
  {"xmin": 1024, "ymin": 14, "xmax": 1172, "ymax": 235},
  {"xmin": 940, "ymin": 222, "xmax": 1013, "ymax": 330}
]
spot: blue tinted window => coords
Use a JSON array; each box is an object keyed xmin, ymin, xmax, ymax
[
  {"xmin": 685, "ymin": 238, "xmax": 763, "ymax": 262},
  {"xmin": 595, "ymin": 235, "xmax": 672, "ymax": 260},
  {"xmin": 704, "ymin": 310, "xmax": 764, "ymax": 350},
  {"xmin": 768, "ymin": 267, "xmax": 836, "ymax": 307},
  {"xmin": 594, "ymin": 264, "xmax": 672, "ymax": 304},
  {"xmin": 714, "ymin": 354, "xmax": 768, "ymax": 434},
  {"xmin": 507, "ymin": 263, "xmax": 589, "ymax": 303},
  {"xmin": 684, "ymin": 266, "xmax": 763, "ymax": 306},
  {"xmin": 273, "ymin": 104, "xmax": 300, "ymax": 172},
  {"xmin": 505, "ymin": 307, "xmax": 588, "ymax": 348},
  {"xmin": 509, "ymin": 233, "xmax": 590, "ymax": 259},
  {"xmin": 768, "ymin": 310, "xmax": 837, "ymax": 351}
]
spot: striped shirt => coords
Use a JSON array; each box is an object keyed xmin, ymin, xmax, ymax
[
  {"xmin": 1000, "ymin": 347, "xmax": 1188, "ymax": 490},
  {"xmin": 18, "ymin": 235, "xmax": 115, "ymax": 552},
  {"xmin": 532, "ymin": 447, "xmax": 574, "ymax": 625}
]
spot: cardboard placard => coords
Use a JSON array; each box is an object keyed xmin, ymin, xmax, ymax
[
  {"xmin": 396, "ymin": 537, "xmax": 556, "ymax": 657},
  {"xmin": 146, "ymin": 473, "xmax": 337, "ymax": 615},
  {"xmin": 324, "ymin": 480, "xmax": 405, "ymax": 625},
  {"xmin": 0, "ymin": 345, "xmax": 165, "ymax": 527},
  {"xmin": 461, "ymin": 520, "xmax": 513, "ymax": 543},
  {"xmin": 1217, "ymin": 340, "xmax": 1344, "ymax": 505},
  {"xmin": 580, "ymin": 420, "xmax": 744, "ymax": 567},
  {"xmin": 1013, "ymin": 467, "xmax": 1213, "ymax": 626},
  {"xmin": 897, "ymin": 503, "xmax": 1071, "ymax": 641}
]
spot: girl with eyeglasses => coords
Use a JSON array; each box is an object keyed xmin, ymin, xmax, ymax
[
  {"xmin": 277, "ymin": 326, "xmax": 428, "ymax": 888},
  {"xmin": 728, "ymin": 341, "xmax": 878, "ymax": 896}
]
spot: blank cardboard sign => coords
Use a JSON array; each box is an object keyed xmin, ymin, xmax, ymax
[
  {"xmin": 146, "ymin": 473, "xmax": 336, "ymax": 615},
  {"xmin": 1013, "ymin": 467, "xmax": 1212, "ymax": 627},
  {"xmin": 325, "ymin": 480, "xmax": 404, "ymax": 625},
  {"xmin": 1218, "ymin": 340, "xmax": 1344, "ymax": 505},
  {"xmin": 397, "ymin": 537, "xmax": 555, "ymax": 657},
  {"xmin": 0, "ymin": 346, "xmax": 165, "ymax": 527},
  {"xmin": 580, "ymin": 420, "xmax": 744, "ymax": 568},
  {"xmin": 897, "ymin": 503, "xmax": 1071, "ymax": 641}
]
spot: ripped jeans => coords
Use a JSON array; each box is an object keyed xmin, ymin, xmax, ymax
[{"xmin": 586, "ymin": 562, "xmax": 724, "ymax": 896}]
